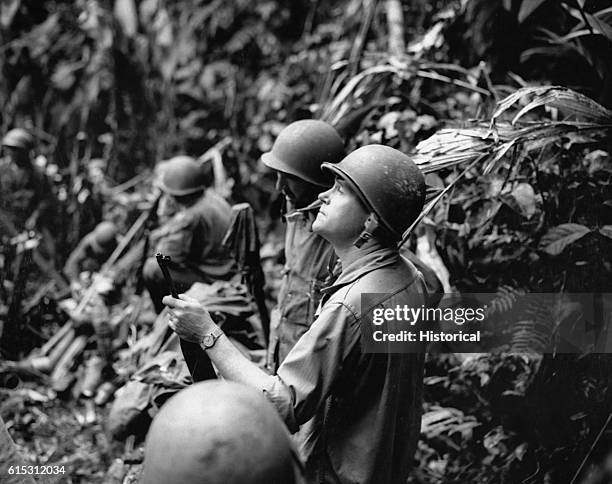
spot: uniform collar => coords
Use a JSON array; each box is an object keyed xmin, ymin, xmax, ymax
[
  {"xmin": 284, "ymin": 199, "xmax": 321, "ymax": 224},
  {"xmin": 321, "ymin": 244, "xmax": 399, "ymax": 295}
]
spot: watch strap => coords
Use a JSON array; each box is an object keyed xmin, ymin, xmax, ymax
[{"xmin": 200, "ymin": 326, "xmax": 224, "ymax": 350}]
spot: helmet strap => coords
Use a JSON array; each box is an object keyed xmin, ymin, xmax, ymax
[
  {"xmin": 280, "ymin": 197, "xmax": 287, "ymax": 222},
  {"xmin": 353, "ymin": 212, "xmax": 379, "ymax": 248}
]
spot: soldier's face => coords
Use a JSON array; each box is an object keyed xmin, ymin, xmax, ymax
[
  {"xmin": 312, "ymin": 178, "xmax": 368, "ymax": 245},
  {"xmin": 275, "ymin": 172, "xmax": 319, "ymax": 209},
  {"xmin": 157, "ymin": 193, "xmax": 179, "ymax": 221}
]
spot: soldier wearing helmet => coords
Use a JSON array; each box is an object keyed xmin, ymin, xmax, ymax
[
  {"xmin": 0, "ymin": 128, "xmax": 55, "ymax": 236},
  {"xmin": 261, "ymin": 119, "xmax": 344, "ymax": 372},
  {"xmin": 63, "ymin": 221, "xmax": 119, "ymax": 287},
  {"xmin": 164, "ymin": 144, "xmax": 430, "ymax": 484},
  {"xmin": 142, "ymin": 381, "xmax": 300, "ymax": 484},
  {"xmin": 142, "ymin": 156, "xmax": 235, "ymax": 312}
]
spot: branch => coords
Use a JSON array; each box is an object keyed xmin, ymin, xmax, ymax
[
  {"xmin": 386, "ymin": 0, "xmax": 405, "ymax": 57},
  {"xmin": 349, "ymin": 0, "xmax": 379, "ymax": 77}
]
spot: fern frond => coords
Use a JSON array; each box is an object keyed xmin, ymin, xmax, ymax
[
  {"xmin": 486, "ymin": 285, "xmax": 527, "ymax": 316},
  {"xmin": 511, "ymin": 319, "xmax": 552, "ymax": 353},
  {"xmin": 510, "ymin": 295, "xmax": 555, "ymax": 353}
]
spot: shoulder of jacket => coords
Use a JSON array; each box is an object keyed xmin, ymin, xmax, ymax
[
  {"xmin": 319, "ymin": 298, "xmax": 360, "ymax": 322},
  {"xmin": 190, "ymin": 192, "xmax": 228, "ymax": 214},
  {"xmin": 340, "ymin": 260, "xmax": 422, "ymax": 312},
  {"xmin": 163, "ymin": 211, "xmax": 194, "ymax": 232},
  {"xmin": 355, "ymin": 259, "xmax": 417, "ymax": 291}
]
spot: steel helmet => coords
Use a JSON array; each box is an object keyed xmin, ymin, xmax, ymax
[
  {"xmin": 143, "ymin": 381, "xmax": 296, "ymax": 484},
  {"xmin": 322, "ymin": 145, "xmax": 425, "ymax": 240},
  {"xmin": 158, "ymin": 156, "xmax": 207, "ymax": 196},
  {"xmin": 2, "ymin": 128, "xmax": 34, "ymax": 150},
  {"xmin": 90, "ymin": 221, "xmax": 118, "ymax": 253},
  {"xmin": 261, "ymin": 120, "xmax": 345, "ymax": 187}
]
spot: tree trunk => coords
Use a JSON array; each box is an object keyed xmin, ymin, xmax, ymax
[{"xmin": 386, "ymin": 0, "xmax": 405, "ymax": 57}]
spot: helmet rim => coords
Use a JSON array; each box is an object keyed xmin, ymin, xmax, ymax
[
  {"xmin": 262, "ymin": 152, "xmax": 331, "ymax": 187},
  {"xmin": 158, "ymin": 156, "xmax": 207, "ymax": 196},
  {"xmin": 261, "ymin": 119, "xmax": 344, "ymax": 188},
  {"xmin": 158, "ymin": 181, "xmax": 206, "ymax": 197}
]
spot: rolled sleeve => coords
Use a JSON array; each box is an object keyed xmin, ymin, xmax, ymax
[
  {"xmin": 262, "ymin": 376, "xmax": 299, "ymax": 432},
  {"xmin": 264, "ymin": 301, "xmax": 361, "ymax": 431}
]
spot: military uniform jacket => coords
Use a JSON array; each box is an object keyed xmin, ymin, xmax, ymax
[
  {"xmin": 152, "ymin": 189, "xmax": 235, "ymax": 279},
  {"xmin": 268, "ymin": 204, "xmax": 337, "ymax": 372},
  {"xmin": 0, "ymin": 159, "xmax": 54, "ymax": 234},
  {"xmin": 264, "ymin": 244, "xmax": 427, "ymax": 484}
]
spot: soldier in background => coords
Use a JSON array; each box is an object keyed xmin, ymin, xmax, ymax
[
  {"xmin": 0, "ymin": 128, "xmax": 55, "ymax": 236},
  {"xmin": 101, "ymin": 158, "xmax": 180, "ymax": 292},
  {"xmin": 142, "ymin": 156, "xmax": 236, "ymax": 313},
  {"xmin": 63, "ymin": 221, "xmax": 119, "ymax": 292},
  {"xmin": 261, "ymin": 120, "xmax": 344, "ymax": 373}
]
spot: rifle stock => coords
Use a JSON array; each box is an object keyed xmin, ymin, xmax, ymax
[{"xmin": 155, "ymin": 254, "xmax": 217, "ymax": 381}]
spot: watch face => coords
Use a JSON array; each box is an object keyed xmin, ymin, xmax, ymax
[{"xmin": 202, "ymin": 335, "xmax": 214, "ymax": 347}]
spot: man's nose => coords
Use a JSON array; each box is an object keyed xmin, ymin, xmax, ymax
[{"xmin": 318, "ymin": 188, "xmax": 331, "ymax": 203}]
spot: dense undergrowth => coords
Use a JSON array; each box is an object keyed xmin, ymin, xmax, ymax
[{"xmin": 2, "ymin": 0, "xmax": 612, "ymax": 482}]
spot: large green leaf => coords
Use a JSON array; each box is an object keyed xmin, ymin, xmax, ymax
[
  {"xmin": 539, "ymin": 223, "xmax": 591, "ymax": 255},
  {"xmin": 493, "ymin": 86, "xmax": 612, "ymax": 125},
  {"xmin": 583, "ymin": 11, "xmax": 612, "ymax": 44},
  {"xmin": 509, "ymin": 183, "xmax": 537, "ymax": 219}
]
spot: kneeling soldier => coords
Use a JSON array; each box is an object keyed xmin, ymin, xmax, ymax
[
  {"xmin": 143, "ymin": 156, "xmax": 235, "ymax": 312},
  {"xmin": 63, "ymin": 221, "xmax": 118, "ymax": 287}
]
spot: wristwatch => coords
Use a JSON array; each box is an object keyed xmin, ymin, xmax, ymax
[{"xmin": 200, "ymin": 326, "xmax": 224, "ymax": 350}]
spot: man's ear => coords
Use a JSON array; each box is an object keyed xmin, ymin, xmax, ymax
[{"xmin": 353, "ymin": 212, "xmax": 379, "ymax": 248}]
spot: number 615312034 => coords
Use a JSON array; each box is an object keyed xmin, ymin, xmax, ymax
[{"xmin": 7, "ymin": 465, "xmax": 66, "ymax": 475}]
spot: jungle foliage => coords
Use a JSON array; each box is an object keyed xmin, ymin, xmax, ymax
[{"xmin": 1, "ymin": 0, "xmax": 612, "ymax": 482}]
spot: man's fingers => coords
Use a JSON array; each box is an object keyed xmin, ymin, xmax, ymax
[
  {"xmin": 178, "ymin": 293, "xmax": 199, "ymax": 303},
  {"xmin": 162, "ymin": 295, "xmax": 191, "ymax": 310},
  {"xmin": 162, "ymin": 295, "xmax": 176, "ymax": 307}
]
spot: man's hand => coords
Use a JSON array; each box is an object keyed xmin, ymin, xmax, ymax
[{"xmin": 162, "ymin": 294, "xmax": 217, "ymax": 344}]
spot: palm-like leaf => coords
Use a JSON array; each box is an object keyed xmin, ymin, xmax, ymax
[
  {"xmin": 415, "ymin": 87, "xmax": 612, "ymax": 170},
  {"xmin": 401, "ymin": 86, "xmax": 612, "ymax": 241}
]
